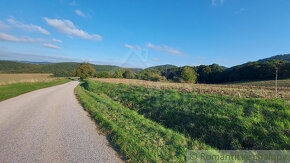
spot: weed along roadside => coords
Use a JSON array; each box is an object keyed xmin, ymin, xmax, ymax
[{"xmin": 75, "ymin": 81, "xmax": 215, "ymax": 162}]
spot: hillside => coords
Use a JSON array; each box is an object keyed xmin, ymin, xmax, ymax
[
  {"xmin": 257, "ymin": 54, "xmax": 290, "ymax": 62},
  {"xmin": 146, "ymin": 64, "xmax": 177, "ymax": 71},
  {"xmin": 0, "ymin": 60, "xmax": 141, "ymax": 76}
]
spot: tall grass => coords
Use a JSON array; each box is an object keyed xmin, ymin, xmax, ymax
[
  {"xmin": 85, "ymin": 80, "xmax": 290, "ymax": 150},
  {"xmin": 0, "ymin": 73, "xmax": 60, "ymax": 85},
  {"xmin": 75, "ymin": 84, "xmax": 213, "ymax": 162},
  {"xmin": 94, "ymin": 78, "xmax": 290, "ymax": 100}
]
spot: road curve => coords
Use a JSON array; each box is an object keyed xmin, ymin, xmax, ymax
[{"xmin": 0, "ymin": 81, "xmax": 123, "ymax": 163}]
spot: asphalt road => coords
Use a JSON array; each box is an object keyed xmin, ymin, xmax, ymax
[{"xmin": 0, "ymin": 81, "xmax": 123, "ymax": 163}]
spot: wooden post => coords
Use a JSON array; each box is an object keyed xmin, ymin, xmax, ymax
[{"xmin": 275, "ymin": 67, "xmax": 278, "ymax": 98}]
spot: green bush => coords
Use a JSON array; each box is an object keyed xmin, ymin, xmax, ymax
[
  {"xmin": 123, "ymin": 70, "xmax": 135, "ymax": 79},
  {"xmin": 112, "ymin": 70, "xmax": 123, "ymax": 78},
  {"xmin": 96, "ymin": 71, "xmax": 111, "ymax": 78}
]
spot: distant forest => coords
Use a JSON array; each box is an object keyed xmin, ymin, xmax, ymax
[{"xmin": 0, "ymin": 54, "xmax": 289, "ymax": 83}]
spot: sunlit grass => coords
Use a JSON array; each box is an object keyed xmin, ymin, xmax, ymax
[
  {"xmin": 94, "ymin": 78, "xmax": 290, "ymax": 100},
  {"xmin": 0, "ymin": 73, "xmax": 64, "ymax": 85}
]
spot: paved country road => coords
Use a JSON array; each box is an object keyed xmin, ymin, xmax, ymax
[{"xmin": 0, "ymin": 81, "xmax": 123, "ymax": 163}]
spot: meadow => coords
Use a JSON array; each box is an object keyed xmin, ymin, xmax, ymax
[
  {"xmin": 0, "ymin": 73, "xmax": 59, "ymax": 85},
  {"xmin": 0, "ymin": 73, "xmax": 70, "ymax": 101},
  {"xmin": 95, "ymin": 78, "xmax": 290, "ymax": 100},
  {"xmin": 75, "ymin": 79, "xmax": 290, "ymax": 161}
]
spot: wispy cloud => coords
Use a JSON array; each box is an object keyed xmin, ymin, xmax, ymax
[
  {"xmin": 235, "ymin": 8, "xmax": 247, "ymax": 15},
  {"xmin": 124, "ymin": 44, "xmax": 134, "ymax": 49},
  {"xmin": 152, "ymin": 58, "xmax": 160, "ymax": 62},
  {"xmin": 43, "ymin": 43, "xmax": 60, "ymax": 49},
  {"xmin": 7, "ymin": 18, "xmax": 50, "ymax": 35},
  {"xmin": 44, "ymin": 17, "xmax": 102, "ymax": 40},
  {"xmin": 124, "ymin": 44, "xmax": 142, "ymax": 50},
  {"xmin": 211, "ymin": 0, "xmax": 225, "ymax": 6},
  {"xmin": 146, "ymin": 43, "xmax": 184, "ymax": 57},
  {"xmin": 0, "ymin": 32, "xmax": 44, "ymax": 42},
  {"xmin": 69, "ymin": 1, "xmax": 77, "ymax": 6},
  {"xmin": 146, "ymin": 43, "xmax": 162, "ymax": 51},
  {"xmin": 52, "ymin": 38, "xmax": 62, "ymax": 43},
  {"xmin": 75, "ymin": 9, "xmax": 86, "ymax": 17}
]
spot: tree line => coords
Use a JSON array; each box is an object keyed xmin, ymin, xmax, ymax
[{"xmin": 76, "ymin": 60, "xmax": 290, "ymax": 84}]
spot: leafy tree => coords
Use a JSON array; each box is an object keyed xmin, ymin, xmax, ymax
[
  {"xmin": 123, "ymin": 70, "xmax": 135, "ymax": 79},
  {"xmin": 112, "ymin": 69, "xmax": 123, "ymax": 78},
  {"xmin": 96, "ymin": 71, "xmax": 111, "ymax": 78},
  {"xmin": 181, "ymin": 66, "xmax": 197, "ymax": 83},
  {"xmin": 75, "ymin": 63, "xmax": 96, "ymax": 79}
]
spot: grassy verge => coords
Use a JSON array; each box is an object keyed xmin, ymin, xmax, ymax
[
  {"xmin": 0, "ymin": 79, "xmax": 70, "ymax": 101},
  {"xmin": 75, "ymin": 83, "xmax": 213, "ymax": 162},
  {"xmin": 85, "ymin": 80, "xmax": 290, "ymax": 150}
]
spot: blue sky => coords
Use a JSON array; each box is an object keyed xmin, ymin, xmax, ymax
[{"xmin": 0, "ymin": 0, "xmax": 290, "ymax": 68}]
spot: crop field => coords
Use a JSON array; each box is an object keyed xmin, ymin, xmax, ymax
[
  {"xmin": 0, "ymin": 73, "xmax": 61, "ymax": 85},
  {"xmin": 95, "ymin": 78, "xmax": 290, "ymax": 100},
  {"xmin": 226, "ymin": 78, "xmax": 290, "ymax": 87},
  {"xmin": 0, "ymin": 73, "xmax": 70, "ymax": 101},
  {"xmin": 76, "ymin": 79, "xmax": 290, "ymax": 161}
]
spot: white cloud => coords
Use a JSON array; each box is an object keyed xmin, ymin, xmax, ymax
[
  {"xmin": 7, "ymin": 18, "xmax": 50, "ymax": 35},
  {"xmin": 52, "ymin": 38, "xmax": 62, "ymax": 43},
  {"xmin": 44, "ymin": 17, "xmax": 102, "ymax": 40},
  {"xmin": 124, "ymin": 44, "xmax": 134, "ymax": 49},
  {"xmin": 146, "ymin": 42, "xmax": 184, "ymax": 57},
  {"xmin": 75, "ymin": 9, "xmax": 86, "ymax": 17},
  {"xmin": 0, "ymin": 32, "xmax": 44, "ymax": 42},
  {"xmin": 211, "ymin": 0, "xmax": 225, "ymax": 6},
  {"xmin": 124, "ymin": 44, "xmax": 143, "ymax": 50},
  {"xmin": 43, "ymin": 43, "xmax": 60, "ymax": 49},
  {"xmin": 146, "ymin": 43, "xmax": 162, "ymax": 51},
  {"xmin": 163, "ymin": 45, "xmax": 183, "ymax": 56}
]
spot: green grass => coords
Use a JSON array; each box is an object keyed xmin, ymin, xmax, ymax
[
  {"xmin": 75, "ymin": 83, "xmax": 213, "ymax": 162},
  {"xmin": 84, "ymin": 80, "xmax": 290, "ymax": 150},
  {"xmin": 0, "ymin": 79, "xmax": 70, "ymax": 101}
]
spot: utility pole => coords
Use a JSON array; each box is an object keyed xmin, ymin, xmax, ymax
[{"xmin": 275, "ymin": 67, "xmax": 278, "ymax": 98}]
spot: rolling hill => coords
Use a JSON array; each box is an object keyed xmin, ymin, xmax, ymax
[
  {"xmin": 0, "ymin": 61, "xmax": 142, "ymax": 76},
  {"xmin": 257, "ymin": 54, "xmax": 290, "ymax": 62}
]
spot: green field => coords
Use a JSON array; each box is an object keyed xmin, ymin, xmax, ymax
[
  {"xmin": 76, "ymin": 80, "xmax": 290, "ymax": 161},
  {"xmin": 0, "ymin": 79, "xmax": 70, "ymax": 101},
  {"xmin": 75, "ymin": 84, "xmax": 213, "ymax": 162}
]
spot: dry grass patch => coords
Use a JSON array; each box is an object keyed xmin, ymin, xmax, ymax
[
  {"xmin": 94, "ymin": 78, "xmax": 290, "ymax": 100},
  {"xmin": 0, "ymin": 73, "xmax": 63, "ymax": 85}
]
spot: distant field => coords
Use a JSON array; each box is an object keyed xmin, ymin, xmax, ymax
[
  {"xmin": 226, "ymin": 78, "xmax": 290, "ymax": 87},
  {"xmin": 95, "ymin": 78, "xmax": 290, "ymax": 100},
  {"xmin": 0, "ymin": 73, "xmax": 70, "ymax": 101},
  {"xmin": 0, "ymin": 73, "xmax": 60, "ymax": 85},
  {"xmin": 0, "ymin": 79, "xmax": 70, "ymax": 101}
]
